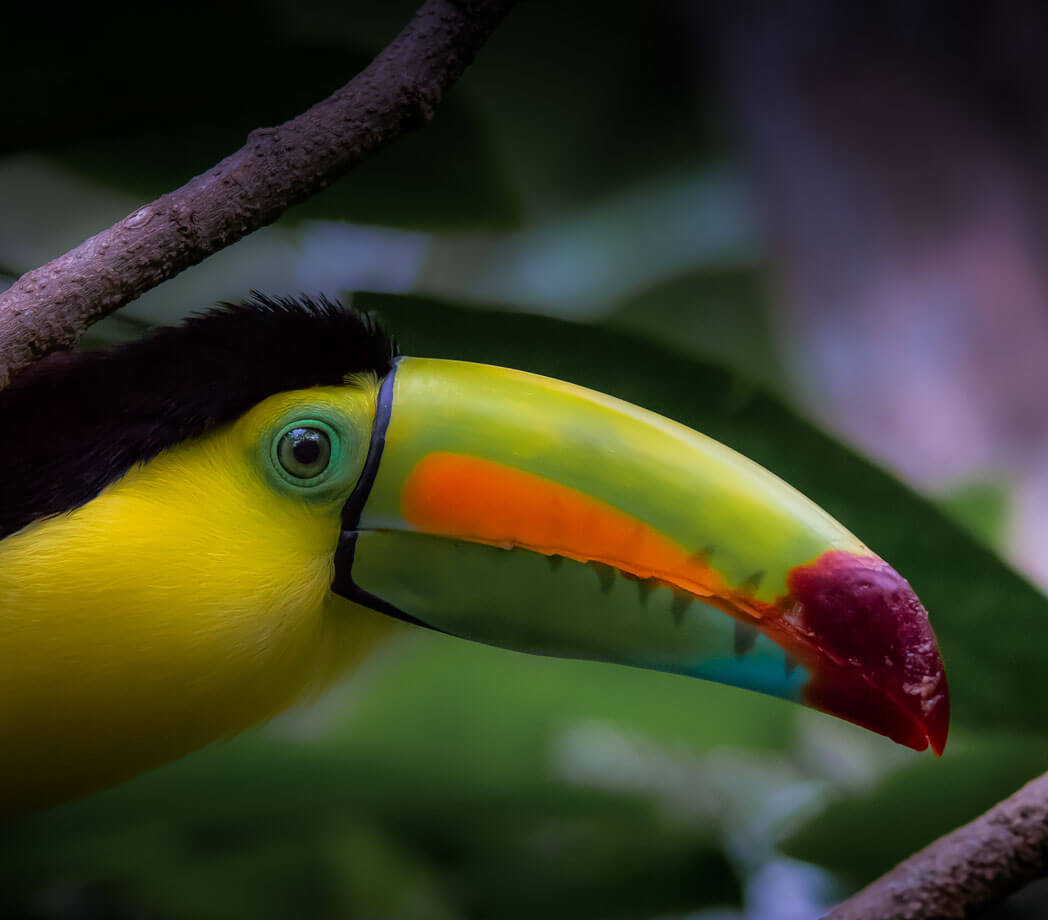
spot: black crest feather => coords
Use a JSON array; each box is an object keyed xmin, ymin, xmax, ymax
[{"xmin": 0, "ymin": 294, "xmax": 397, "ymax": 539}]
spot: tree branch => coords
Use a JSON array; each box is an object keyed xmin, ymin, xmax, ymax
[
  {"xmin": 827, "ymin": 769, "xmax": 1048, "ymax": 919},
  {"xmin": 0, "ymin": 0, "xmax": 517, "ymax": 386}
]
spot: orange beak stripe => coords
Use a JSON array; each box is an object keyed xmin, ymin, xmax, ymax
[{"xmin": 401, "ymin": 451, "xmax": 759, "ymax": 616}]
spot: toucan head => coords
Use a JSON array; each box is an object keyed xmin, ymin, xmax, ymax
[{"xmin": 0, "ymin": 295, "xmax": 947, "ymax": 811}]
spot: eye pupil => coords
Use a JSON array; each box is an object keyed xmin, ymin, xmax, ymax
[
  {"xmin": 276, "ymin": 426, "xmax": 332, "ymax": 481},
  {"xmin": 292, "ymin": 438, "xmax": 321, "ymax": 466}
]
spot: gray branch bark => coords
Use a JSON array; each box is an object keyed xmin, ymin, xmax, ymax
[
  {"xmin": 0, "ymin": 0, "xmax": 517, "ymax": 386},
  {"xmin": 827, "ymin": 769, "xmax": 1048, "ymax": 919}
]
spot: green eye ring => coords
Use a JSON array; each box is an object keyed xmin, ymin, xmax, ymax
[{"xmin": 271, "ymin": 419, "xmax": 340, "ymax": 487}]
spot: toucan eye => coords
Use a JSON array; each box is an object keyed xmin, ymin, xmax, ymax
[{"xmin": 276, "ymin": 427, "xmax": 332, "ymax": 480}]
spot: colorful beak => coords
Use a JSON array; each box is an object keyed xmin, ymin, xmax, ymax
[{"xmin": 333, "ymin": 358, "xmax": 949, "ymax": 754}]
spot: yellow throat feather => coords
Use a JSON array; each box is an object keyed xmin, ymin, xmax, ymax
[{"xmin": 0, "ymin": 384, "xmax": 401, "ymax": 814}]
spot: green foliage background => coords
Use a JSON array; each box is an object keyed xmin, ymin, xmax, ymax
[{"xmin": 2, "ymin": 1, "xmax": 1047, "ymax": 917}]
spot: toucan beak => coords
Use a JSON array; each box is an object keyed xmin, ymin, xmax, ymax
[{"xmin": 333, "ymin": 357, "xmax": 949, "ymax": 754}]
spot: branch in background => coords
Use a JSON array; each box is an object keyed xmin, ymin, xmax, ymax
[
  {"xmin": 827, "ymin": 769, "xmax": 1048, "ymax": 919},
  {"xmin": 0, "ymin": 0, "xmax": 517, "ymax": 386}
]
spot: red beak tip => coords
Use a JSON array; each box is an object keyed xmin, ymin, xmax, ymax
[
  {"xmin": 788, "ymin": 550, "xmax": 950, "ymax": 755},
  {"xmin": 925, "ymin": 696, "xmax": 950, "ymax": 757}
]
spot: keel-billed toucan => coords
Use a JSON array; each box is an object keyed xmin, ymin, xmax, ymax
[{"xmin": 0, "ymin": 295, "xmax": 948, "ymax": 814}]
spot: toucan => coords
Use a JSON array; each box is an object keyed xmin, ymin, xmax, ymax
[{"xmin": 0, "ymin": 295, "xmax": 948, "ymax": 815}]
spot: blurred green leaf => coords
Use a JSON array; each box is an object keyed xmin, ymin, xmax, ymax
[
  {"xmin": 783, "ymin": 734, "xmax": 1048, "ymax": 888},
  {"xmin": 608, "ymin": 266, "xmax": 782, "ymax": 391},
  {"xmin": 2, "ymin": 0, "xmax": 715, "ymax": 230},
  {"xmin": 2, "ymin": 2, "xmax": 517, "ymax": 231},
  {"xmin": 340, "ymin": 635, "xmax": 797, "ymax": 781},
  {"xmin": 937, "ymin": 479, "xmax": 1011, "ymax": 551},
  {"xmin": 271, "ymin": 0, "xmax": 717, "ymax": 216},
  {"xmin": 1, "ymin": 709, "xmax": 739, "ymax": 920}
]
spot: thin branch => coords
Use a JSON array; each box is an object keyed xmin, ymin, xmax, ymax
[
  {"xmin": 826, "ymin": 769, "xmax": 1048, "ymax": 919},
  {"xmin": 0, "ymin": 0, "xmax": 517, "ymax": 386}
]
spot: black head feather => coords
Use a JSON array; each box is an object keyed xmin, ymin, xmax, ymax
[{"xmin": 0, "ymin": 293, "xmax": 397, "ymax": 540}]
